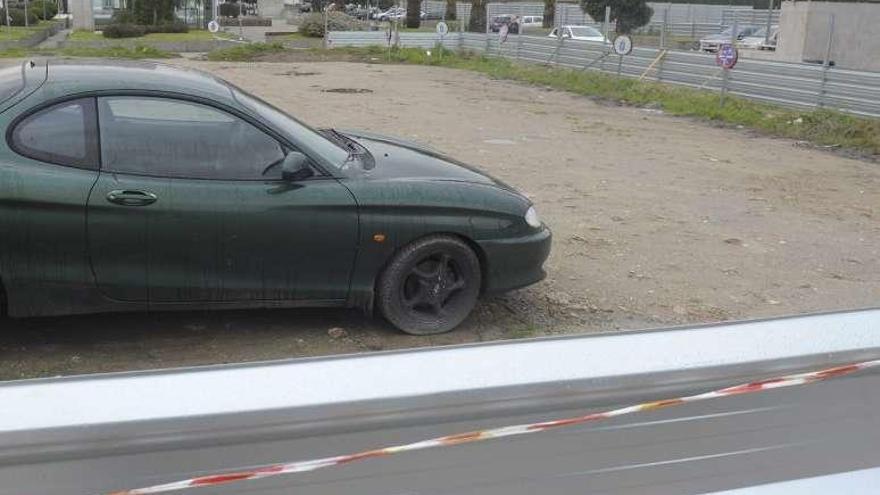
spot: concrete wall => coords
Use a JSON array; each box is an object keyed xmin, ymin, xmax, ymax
[
  {"xmin": 258, "ymin": 0, "xmax": 285, "ymax": 18},
  {"xmin": 776, "ymin": 1, "xmax": 880, "ymax": 71},
  {"xmin": 70, "ymin": 0, "xmax": 94, "ymax": 30}
]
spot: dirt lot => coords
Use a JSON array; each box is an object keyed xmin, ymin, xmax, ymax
[{"xmin": 2, "ymin": 59, "xmax": 878, "ymax": 380}]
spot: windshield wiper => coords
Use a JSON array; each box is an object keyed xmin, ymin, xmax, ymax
[{"xmin": 321, "ymin": 128, "xmax": 363, "ymax": 157}]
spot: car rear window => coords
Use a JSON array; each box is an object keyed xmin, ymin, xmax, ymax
[{"xmin": 0, "ymin": 64, "xmax": 24, "ymax": 104}]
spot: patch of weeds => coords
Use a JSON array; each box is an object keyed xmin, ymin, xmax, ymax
[
  {"xmin": 205, "ymin": 42, "xmax": 285, "ymax": 61},
  {"xmin": 509, "ymin": 323, "xmax": 541, "ymax": 339}
]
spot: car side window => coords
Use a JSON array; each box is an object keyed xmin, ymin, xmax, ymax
[
  {"xmin": 97, "ymin": 96, "xmax": 286, "ymax": 180},
  {"xmin": 9, "ymin": 97, "xmax": 99, "ymax": 170}
]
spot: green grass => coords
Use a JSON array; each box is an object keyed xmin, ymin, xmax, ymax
[
  {"xmin": 0, "ymin": 47, "xmax": 28, "ymax": 58},
  {"xmin": 0, "ymin": 21, "xmax": 54, "ymax": 41},
  {"xmin": 49, "ymin": 44, "xmax": 177, "ymax": 58},
  {"xmin": 69, "ymin": 29, "xmax": 231, "ymax": 41},
  {"xmin": 205, "ymin": 42, "xmax": 285, "ymax": 61},
  {"xmin": 0, "ymin": 46, "xmax": 176, "ymax": 58},
  {"xmin": 0, "ymin": 45, "xmax": 177, "ymax": 59},
  {"xmin": 323, "ymin": 46, "xmax": 879, "ymax": 156},
  {"xmin": 266, "ymin": 31, "xmax": 309, "ymax": 41}
]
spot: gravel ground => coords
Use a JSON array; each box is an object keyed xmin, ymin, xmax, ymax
[{"xmin": 1, "ymin": 59, "xmax": 878, "ymax": 380}]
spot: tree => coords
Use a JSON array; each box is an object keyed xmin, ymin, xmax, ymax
[
  {"xmin": 445, "ymin": 0, "xmax": 456, "ymax": 20},
  {"xmin": 542, "ymin": 0, "xmax": 554, "ymax": 28},
  {"xmin": 405, "ymin": 0, "xmax": 420, "ymax": 28},
  {"xmin": 467, "ymin": 0, "xmax": 485, "ymax": 32},
  {"xmin": 579, "ymin": 0, "xmax": 652, "ymax": 34}
]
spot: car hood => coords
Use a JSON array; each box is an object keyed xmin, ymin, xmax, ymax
[{"xmin": 338, "ymin": 129, "xmax": 519, "ymax": 193}]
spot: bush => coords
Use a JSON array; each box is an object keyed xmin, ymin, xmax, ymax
[
  {"xmin": 219, "ymin": 2, "xmax": 240, "ymax": 18},
  {"xmin": 6, "ymin": 8, "xmax": 39, "ymax": 26},
  {"xmin": 144, "ymin": 22, "xmax": 189, "ymax": 33},
  {"xmin": 102, "ymin": 23, "xmax": 147, "ymax": 38},
  {"xmin": 110, "ymin": 8, "xmax": 137, "ymax": 24},
  {"xmin": 29, "ymin": 0, "xmax": 57, "ymax": 20},
  {"xmin": 299, "ymin": 11, "xmax": 366, "ymax": 37}
]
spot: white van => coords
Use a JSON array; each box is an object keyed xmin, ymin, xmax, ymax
[{"xmin": 520, "ymin": 15, "xmax": 543, "ymax": 29}]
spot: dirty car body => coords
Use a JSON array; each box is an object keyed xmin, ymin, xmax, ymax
[{"xmin": 0, "ymin": 60, "xmax": 551, "ymax": 333}]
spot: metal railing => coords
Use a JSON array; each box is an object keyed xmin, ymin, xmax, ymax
[
  {"xmin": 328, "ymin": 30, "xmax": 880, "ymax": 118},
  {"xmin": 2, "ymin": 308, "xmax": 880, "ymax": 494}
]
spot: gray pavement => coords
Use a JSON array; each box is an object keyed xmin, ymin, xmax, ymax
[{"xmin": 2, "ymin": 369, "xmax": 878, "ymax": 494}]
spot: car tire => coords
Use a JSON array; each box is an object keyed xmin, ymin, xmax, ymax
[{"xmin": 377, "ymin": 235, "xmax": 481, "ymax": 335}]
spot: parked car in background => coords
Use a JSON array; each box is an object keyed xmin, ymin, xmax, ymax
[
  {"xmin": 520, "ymin": 15, "xmax": 542, "ymax": 29},
  {"xmin": 376, "ymin": 7, "xmax": 404, "ymax": 21},
  {"xmin": 737, "ymin": 25, "xmax": 778, "ymax": 50},
  {"xmin": 761, "ymin": 27, "xmax": 779, "ymax": 50},
  {"xmin": 548, "ymin": 25, "xmax": 607, "ymax": 43},
  {"xmin": 699, "ymin": 25, "xmax": 761, "ymax": 52},
  {"xmin": 489, "ymin": 15, "xmax": 520, "ymax": 34},
  {"xmin": 422, "ymin": 10, "xmax": 443, "ymax": 20},
  {"xmin": 297, "ymin": 0, "xmax": 311, "ymax": 12}
]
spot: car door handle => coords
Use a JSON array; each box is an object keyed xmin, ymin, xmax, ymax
[{"xmin": 106, "ymin": 190, "xmax": 158, "ymax": 207}]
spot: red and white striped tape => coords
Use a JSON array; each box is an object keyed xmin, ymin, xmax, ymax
[{"xmin": 107, "ymin": 358, "xmax": 880, "ymax": 495}]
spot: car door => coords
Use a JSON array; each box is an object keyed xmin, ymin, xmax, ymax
[
  {"xmin": 86, "ymin": 95, "xmax": 358, "ymax": 304},
  {"xmin": 0, "ymin": 97, "xmax": 100, "ymax": 315}
]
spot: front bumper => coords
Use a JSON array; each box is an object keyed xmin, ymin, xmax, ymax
[{"xmin": 478, "ymin": 227, "xmax": 552, "ymax": 293}]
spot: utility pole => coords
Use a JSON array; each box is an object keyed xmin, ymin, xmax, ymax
[{"xmin": 764, "ymin": 0, "xmax": 773, "ymax": 46}]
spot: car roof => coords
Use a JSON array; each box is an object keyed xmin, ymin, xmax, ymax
[{"xmin": 40, "ymin": 59, "xmax": 237, "ymax": 102}]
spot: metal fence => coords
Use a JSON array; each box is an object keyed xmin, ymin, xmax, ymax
[
  {"xmin": 328, "ymin": 30, "xmax": 880, "ymax": 118},
  {"xmin": 419, "ymin": 1, "xmax": 772, "ymax": 38}
]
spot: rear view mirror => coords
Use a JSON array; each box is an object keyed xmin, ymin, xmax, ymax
[{"xmin": 282, "ymin": 151, "xmax": 314, "ymax": 181}]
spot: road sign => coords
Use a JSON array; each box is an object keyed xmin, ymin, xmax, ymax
[
  {"xmin": 499, "ymin": 24, "xmax": 509, "ymax": 43},
  {"xmin": 207, "ymin": 20, "xmax": 220, "ymax": 33},
  {"xmin": 436, "ymin": 21, "xmax": 448, "ymax": 37},
  {"xmin": 716, "ymin": 43, "xmax": 738, "ymax": 69},
  {"xmin": 613, "ymin": 35, "xmax": 632, "ymax": 56}
]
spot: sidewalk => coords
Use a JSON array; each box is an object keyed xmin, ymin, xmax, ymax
[{"xmin": 36, "ymin": 28, "xmax": 70, "ymax": 49}]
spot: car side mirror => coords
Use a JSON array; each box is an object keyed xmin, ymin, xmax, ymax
[{"xmin": 282, "ymin": 151, "xmax": 314, "ymax": 181}]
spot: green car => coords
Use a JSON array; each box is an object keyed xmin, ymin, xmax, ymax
[{"xmin": 0, "ymin": 60, "xmax": 551, "ymax": 335}]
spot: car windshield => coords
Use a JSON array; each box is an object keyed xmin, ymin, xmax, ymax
[
  {"xmin": 570, "ymin": 26, "xmax": 602, "ymax": 37},
  {"xmin": 229, "ymin": 85, "xmax": 350, "ymax": 170}
]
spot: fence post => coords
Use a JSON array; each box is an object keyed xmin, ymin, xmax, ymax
[
  {"xmin": 818, "ymin": 13, "xmax": 835, "ymax": 109},
  {"xmin": 659, "ymin": 5, "xmax": 667, "ymax": 49},
  {"xmin": 322, "ymin": 8, "xmax": 328, "ymax": 49},
  {"xmin": 764, "ymin": 0, "xmax": 774, "ymax": 46},
  {"xmin": 601, "ymin": 5, "xmax": 610, "ymax": 72},
  {"xmin": 656, "ymin": 7, "xmax": 669, "ymax": 81},
  {"xmin": 719, "ymin": 19, "xmax": 737, "ymax": 108},
  {"xmin": 485, "ymin": 6, "xmax": 490, "ymax": 54}
]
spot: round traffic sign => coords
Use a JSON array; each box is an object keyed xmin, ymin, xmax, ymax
[
  {"xmin": 716, "ymin": 43, "xmax": 738, "ymax": 69},
  {"xmin": 613, "ymin": 35, "xmax": 632, "ymax": 55},
  {"xmin": 436, "ymin": 21, "xmax": 449, "ymax": 37},
  {"xmin": 207, "ymin": 20, "xmax": 220, "ymax": 33}
]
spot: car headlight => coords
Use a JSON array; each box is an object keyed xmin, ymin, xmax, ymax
[{"xmin": 525, "ymin": 206, "xmax": 542, "ymax": 229}]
